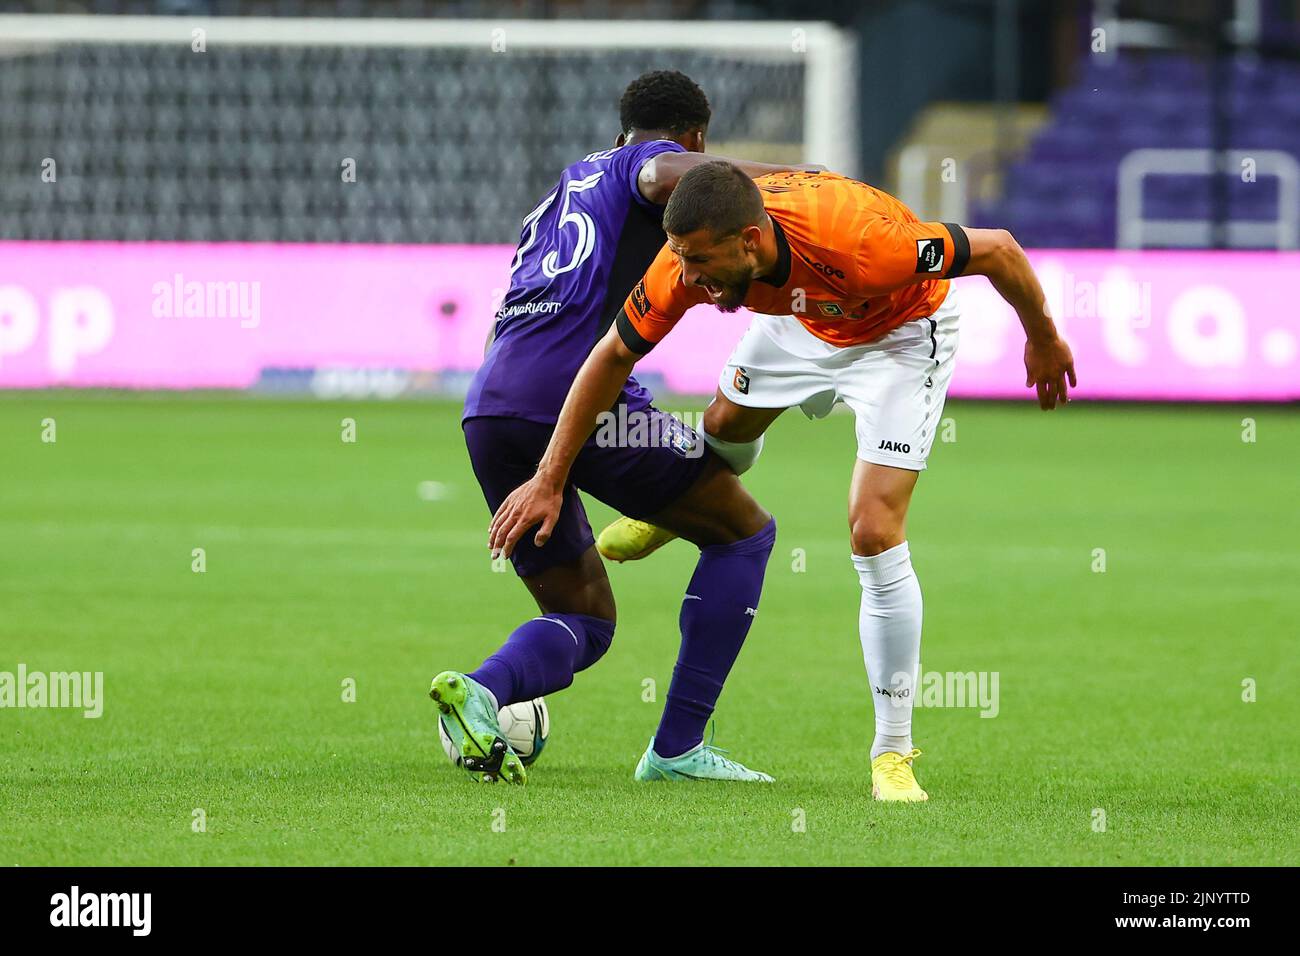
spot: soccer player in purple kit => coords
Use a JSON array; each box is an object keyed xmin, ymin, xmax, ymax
[{"xmin": 430, "ymin": 72, "xmax": 806, "ymax": 784}]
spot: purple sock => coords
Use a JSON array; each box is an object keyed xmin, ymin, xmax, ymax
[
  {"xmin": 654, "ymin": 518, "xmax": 777, "ymax": 758},
  {"xmin": 470, "ymin": 612, "xmax": 614, "ymax": 707}
]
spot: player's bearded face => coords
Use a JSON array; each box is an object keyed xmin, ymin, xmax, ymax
[
  {"xmin": 699, "ymin": 263, "xmax": 752, "ymax": 313},
  {"xmin": 670, "ymin": 230, "xmax": 755, "ymax": 313}
]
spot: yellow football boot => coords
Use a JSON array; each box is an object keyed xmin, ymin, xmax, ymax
[
  {"xmin": 871, "ymin": 748, "xmax": 928, "ymax": 802},
  {"xmin": 596, "ymin": 517, "xmax": 678, "ymax": 562}
]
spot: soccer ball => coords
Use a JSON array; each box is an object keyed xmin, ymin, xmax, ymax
[{"xmin": 438, "ymin": 697, "xmax": 550, "ymax": 768}]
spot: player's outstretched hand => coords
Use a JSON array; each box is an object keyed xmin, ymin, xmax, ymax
[
  {"xmin": 489, "ymin": 475, "xmax": 564, "ymax": 560},
  {"xmin": 1024, "ymin": 335, "xmax": 1077, "ymax": 410}
]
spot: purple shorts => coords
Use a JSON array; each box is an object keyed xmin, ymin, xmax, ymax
[{"xmin": 464, "ymin": 410, "xmax": 708, "ymax": 578}]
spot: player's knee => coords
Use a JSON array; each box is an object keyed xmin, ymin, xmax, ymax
[
  {"xmin": 849, "ymin": 507, "xmax": 905, "ymax": 556},
  {"xmin": 573, "ymin": 613, "xmax": 616, "ymax": 672}
]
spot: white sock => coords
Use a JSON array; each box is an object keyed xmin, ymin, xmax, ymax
[{"xmin": 851, "ymin": 542, "xmax": 922, "ymax": 761}]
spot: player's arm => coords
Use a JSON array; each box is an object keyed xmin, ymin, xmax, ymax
[
  {"xmin": 638, "ymin": 152, "xmax": 825, "ymax": 204},
  {"xmin": 962, "ymin": 227, "xmax": 1076, "ymax": 410},
  {"xmin": 487, "ymin": 321, "xmax": 642, "ymax": 559},
  {"xmin": 488, "ymin": 251, "xmax": 687, "ymax": 558},
  {"xmin": 856, "ymin": 219, "xmax": 1076, "ymax": 410}
]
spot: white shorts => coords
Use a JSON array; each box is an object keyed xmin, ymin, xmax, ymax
[{"xmin": 718, "ymin": 287, "xmax": 960, "ymax": 471}]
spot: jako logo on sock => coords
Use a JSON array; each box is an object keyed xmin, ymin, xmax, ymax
[{"xmin": 883, "ymin": 668, "xmax": 999, "ymax": 718}]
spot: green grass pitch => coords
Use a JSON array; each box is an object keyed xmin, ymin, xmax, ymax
[{"xmin": 1, "ymin": 393, "xmax": 1296, "ymax": 866}]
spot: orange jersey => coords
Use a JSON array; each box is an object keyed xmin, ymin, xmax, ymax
[{"xmin": 619, "ymin": 170, "xmax": 969, "ymax": 351}]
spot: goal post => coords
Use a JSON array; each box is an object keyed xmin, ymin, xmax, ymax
[{"xmin": 0, "ymin": 14, "xmax": 859, "ymax": 177}]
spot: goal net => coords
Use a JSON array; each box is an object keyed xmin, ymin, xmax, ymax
[{"xmin": 0, "ymin": 15, "xmax": 858, "ymax": 243}]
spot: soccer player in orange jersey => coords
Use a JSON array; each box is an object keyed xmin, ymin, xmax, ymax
[{"xmin": 488, "ymin": 163, "xmax": 1076, "ymax": 801}]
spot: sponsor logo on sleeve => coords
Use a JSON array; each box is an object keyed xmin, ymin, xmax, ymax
[
  {"xmin": 818, "ymin": 302, "xmax": 845, "ymax": 316},
  {"xmin": 915, "ymin": 238, "xmax": 945, "ymax": 274},
  {"xmin": 629, "ymin": 279, "xmax": 651, "ymax": 320}
]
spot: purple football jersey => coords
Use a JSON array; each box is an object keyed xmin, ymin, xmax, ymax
[{"xmin": 463, "ymin": 140, "xmax": 685, "ymax": 424}]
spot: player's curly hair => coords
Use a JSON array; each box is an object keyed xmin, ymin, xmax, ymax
[{"xmin": 619, "ymin": 70, "xmax": 711, "ymax": 136}]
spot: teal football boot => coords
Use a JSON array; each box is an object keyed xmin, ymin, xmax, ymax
[
  {"xmin": 429, "ymin": 671, "xmax": 526, "ymax": 785},
  {"xmin": 634, "ymin": 725, "xmax": 774, "ymax": 783}
]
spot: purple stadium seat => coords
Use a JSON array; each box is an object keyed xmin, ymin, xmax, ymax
[{"xmin": 1001, "ymin": 52, "xmax": 1300, "ymax": 247}]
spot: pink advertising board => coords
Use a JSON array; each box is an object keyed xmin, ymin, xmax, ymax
[{"xmin": 0, "ymin": 242, "xmax": 1296, "ymax": 401}]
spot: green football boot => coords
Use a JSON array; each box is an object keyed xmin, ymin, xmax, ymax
[
  {"xmin": 429, "ymin": 671, "xmax": 526, "ymax": 785},
  {"xmin": 633, "ymin": 727, "xmax": 774, "ymax": 783}
]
